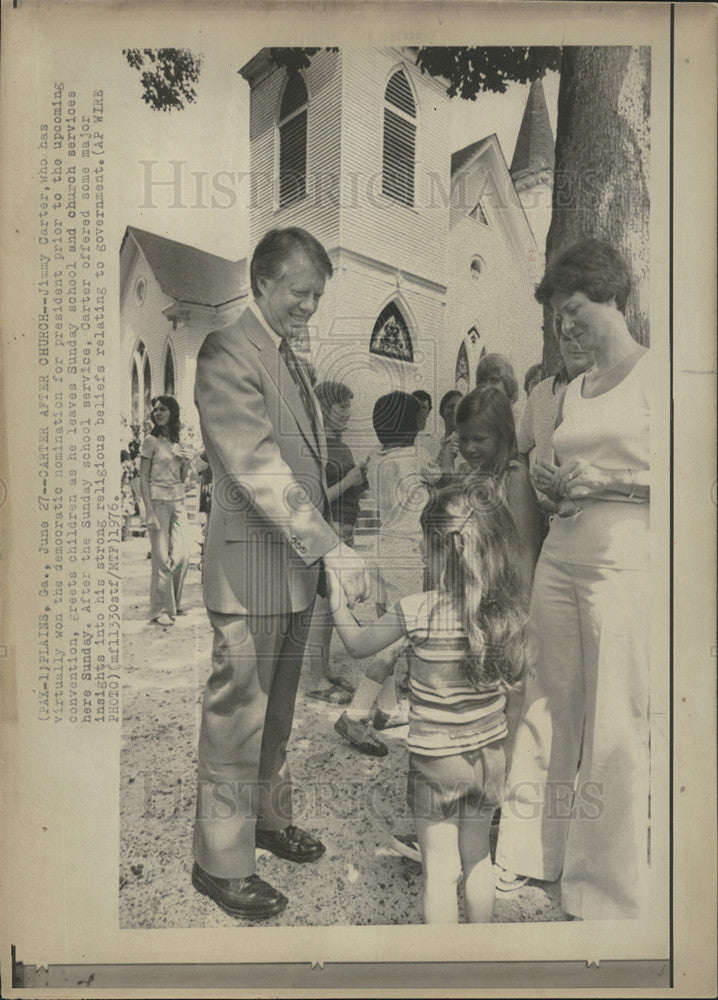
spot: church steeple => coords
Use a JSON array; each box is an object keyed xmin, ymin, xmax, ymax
[
  {"xmin": 510, "ymin": 77, "xmax": 555, "ymax": 262},
  {"xmin": 510, "ymin": 77, "xmax": 555, "ymax": 180}
]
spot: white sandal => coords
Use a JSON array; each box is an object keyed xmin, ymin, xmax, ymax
[{"xmin": 494, "ymin": 864, "xmax": 529, "ymax": 892}]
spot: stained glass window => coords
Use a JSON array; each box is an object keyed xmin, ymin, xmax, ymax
[{"xmin": 370, "ymin": 303, "xmax": 414, "ymax": 362}]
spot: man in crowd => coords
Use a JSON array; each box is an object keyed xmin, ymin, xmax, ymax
[{"xmin": 192, "ymin": 227, "xmax": 370, "ymax": 920}]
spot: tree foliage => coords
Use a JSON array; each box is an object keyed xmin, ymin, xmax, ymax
[
  {"xmin": 415, "ymin": 46, "xmax": 562, "ymax": 97},
  {"xmin": 122, "ymin": 48, "xmax": 203, "ymax": 112}
]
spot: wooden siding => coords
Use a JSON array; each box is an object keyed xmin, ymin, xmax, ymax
[
  {"xmin": 339, "ymin": 48, "xmax": 451, "ymax": 286},
  {"xmin": 248, "ymin": 49, "xmax": 342, "ymax": 251}
]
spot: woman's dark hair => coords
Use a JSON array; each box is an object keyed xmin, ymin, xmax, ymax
[
  {"xmin": 523, "ymin": 362, "xmax": 543, "ymax": 395},
  {"xmin": 150, "ymin": 395, "xmax": 182, "ymax": 443},
  {"xmin": 250, "ymin": 227, "xmax": 334, "ymax": 298},
  {"xmin": 120, "ymin": 449, "xmax": 131, "ymax": 463},
  {"xmin": 439, "ymin": 389, "xmax": 463, "ymax": 419},
  {"xmin": 475, "ymin": 353, "xmax": 519, "ymax": 404},
  {"xmin": 455, "ymin": 386, "xmax": 518, "ymax": 477},
  {"xmin": 535, "ymin": 237, "xmax": 632, "ymax": 313},
  {"xmin": 314, "ymin": 380, "xmax": 353, "ymax": 416},
  {"xmin": 372, "ymin": 391, "xmax": 421, "ymax": 448}
]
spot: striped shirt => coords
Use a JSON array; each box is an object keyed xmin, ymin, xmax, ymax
[{"xmin": 395, "ymin": 591, "xmax": 507, "ymax": 757}]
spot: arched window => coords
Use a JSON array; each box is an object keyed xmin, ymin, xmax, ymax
[
  {"xmin": 455, "ymin": 342, "xmax": 470, "ymax": 392},
  {"xmin": 370, "ymin": 302, "xmax": 414, "ymax": 362},
  {"xmin": 131, "ymin": 357, "xmax": 140, "ymax": 424},
  {"xmin": 470, "ymin": 256, "xmax": 485, "ymax": 278},
  {"xmin": 143, "ymin": 353, "xmax": 152, "ymax": 417},
  {"xmin": 382, "ymin": 69, "xmax": 416, "ymax": 207},
  {"xmin": 163, "ymin": 345, "xmax": 175, "ymax": 396},
  {"xmin": 278, "ymin": 73, "xmax": 308, "ymax": 208}
]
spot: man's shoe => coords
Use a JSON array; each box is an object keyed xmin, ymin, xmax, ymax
[
  {"xmin": 256, "ymin": 825, "xmax": 326, "ymax": 863},
  {"xmin": 191, "ymin": 863, "xmax": 287, "ymax": 919},
  {"xmin": 334, "ymin": 712, "xmax": 388, "ymax": 756}
]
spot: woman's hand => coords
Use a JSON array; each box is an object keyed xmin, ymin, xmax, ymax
[
  {"xmin": 531, "ymin": 459, "xmax": 563, "ymax": 501},
  {"xmin": 553, "ymin": 458, "xmax": 611, "ymax": 499},
  {"xmin": 343, "ymin": 465, "xmax": 366, "ymax": 490},
  {"xmin": 145, "ymin": 513, "xmax": 160, "ymax": 533},
  {"xmin": 437, "ymin": 432, "xmax": 459, "ymax": 471}
]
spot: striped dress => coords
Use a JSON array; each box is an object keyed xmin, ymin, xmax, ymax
[{"xmin": 395, "ymin": 591, "xmax": 507, "ymax": 757}]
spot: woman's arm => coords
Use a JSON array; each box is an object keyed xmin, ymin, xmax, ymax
[
  {"xmin": 139, "ymin": 455, "xmax": 159, "ymax": 531},
  {"xmin": 327, "ymin": 569, "xmax": 405, "ymax": 657},
  {"xmin": 553, "ymin": 458, "xmax": 650, "ymax": 501},
  {"xmin": 505, "ymin": 464, "xmax": 543, "ymax": 586}
]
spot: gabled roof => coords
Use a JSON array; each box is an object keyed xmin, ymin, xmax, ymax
[
  {"xmin": 121, "ymin": 227, "xmax": 247, "ymax": 308},
  {"xmin": 451, "ymin": 137, "xmax": 492, "ymax": 178},
  {"xmin": 510, "ymin": 77, "xmax": 555, "ymax": 178}
]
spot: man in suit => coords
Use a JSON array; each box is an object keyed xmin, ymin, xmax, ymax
[{"xmin": 192, "ymin": 227, "xmax": 370, "ymax": 919}]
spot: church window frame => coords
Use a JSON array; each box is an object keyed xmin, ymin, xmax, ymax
[
  {"xmin": 163, "ymin": 343, "xmax": 176, "ymax": 396},
  {"xmin": 469, "ymin": 197, "xmax": 491, "ymax": 226},
  {"xmin": 277, "ymin": 71, "xmax": 309, "ymax": 210},
  {"xmin": 470, "ymin": 256, "xmax": 485, "ymax": 279},
  {"xmin": 370, "ymin": 301, "xmax": 414, "ymax": 363},
  {"xmin": 382, "ymin": 68, "xmax": 417, "ymax": 209}
]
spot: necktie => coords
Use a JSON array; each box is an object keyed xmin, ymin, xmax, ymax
[{"xmin": 278, "ymin": 338, "xmax": 319, "ymax": 445}]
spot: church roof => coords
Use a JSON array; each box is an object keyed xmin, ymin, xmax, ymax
[
  {"xmin": 509, "ymin": 77, "xmax": 555, "ymax": 178},
  {"xmin": 450, "ymin": 137, "xmax": 492, "ymax": 177},
  {"xmin": 121, "ymin": 227, "xmax": 247, "ymax": 307}
]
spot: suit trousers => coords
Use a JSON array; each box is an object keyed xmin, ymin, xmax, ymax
[
  {"xmin": 193, "ymin": 602, "xmax": 314, "ymax": 879},
  {"xmin": 496, "ymin": 553, "xmax": 650, "ymax": 920}
]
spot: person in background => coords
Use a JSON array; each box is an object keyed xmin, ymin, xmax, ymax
[
  {"xmin": 120, "ymin": 449, "xmax": 136, "ymax": 542},
  {"xmin": 434, "ymin": 389, "xmax": 463, "ymax": 472},
  {"xmin": 139, "ymin": 395, "xmax": 191, "ymax": 627},
  {"xmin": 328, "ymin": 479, "xmax": 533, "ymax": 923},
  {"xmin": 334, "ymin": 390, "xmax": 427, "ymax": 755},
  {"xmin": 475, "ymin": 354, "xmax": 520, "ymax": 405},
  {"xmin": 523, "ymin": 362, "xmax": 544, "ymax": 398},
  {"xmin": 495, "ymin": 238, "xmax": 652, "ymax": 920},
  {"xmin": 517, "ymin": 333, "xmax": 593, "ymax": 532},
  {"xmin": 304, "ymin": 380, "xmax": 370, "ymax": 705}
]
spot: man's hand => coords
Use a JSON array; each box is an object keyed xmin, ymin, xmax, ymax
[{"xmin": 323, "ymin": 543, "xmax": 371, "ymax": 608}]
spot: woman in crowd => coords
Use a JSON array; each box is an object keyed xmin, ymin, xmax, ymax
[
  {"xmin": 523, "ymin": 362, "xmax": 544, "ymax": 398},
  {"xmin": 139, "ymin": 395, "xmax": 191, "ymax": 627},
  {"xmin": 517, "ymin": 330, "xmax": 593, "ymax": 532},
  {"xmin": 304, "ymin": 380, "xmax": 370, "ymax": 705},
  {"xmin": 475, "ymin": 353, "xmax": 520, "ymax": 405},
  {"xmin": 495, "ymin": 238, "xmax": 653, "ymax": 921}
]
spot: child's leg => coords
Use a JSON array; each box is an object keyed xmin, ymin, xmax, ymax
[
  {"xmin": 458, "ymin": 809, "xmax": 495, "ymax": 923},
  {"xmin": 415, "ymin": 816, "xmax": 462, "ymax": 924}
]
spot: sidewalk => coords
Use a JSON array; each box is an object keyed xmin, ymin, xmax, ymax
[{"xmin": 119, "ymin": 533, "xmax": 566, "ymax": 927}]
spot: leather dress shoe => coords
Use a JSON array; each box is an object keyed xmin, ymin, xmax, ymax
[
  {"xmin": 255, "ymin": 824, "xmax": 326, "ymax": 863},
  {"xmin": 191, "ymin": 862, "xmax": 287, "ymax": 919}
]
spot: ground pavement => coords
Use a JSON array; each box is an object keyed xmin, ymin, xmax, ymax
[{"xmin": 119, "ymin": 530, "xmax": 567, "ymax": 928}]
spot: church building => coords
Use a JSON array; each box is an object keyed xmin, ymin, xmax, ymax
[{"xmin": 120, "ymin": 47, "xmax": 554, "ymax": 450}]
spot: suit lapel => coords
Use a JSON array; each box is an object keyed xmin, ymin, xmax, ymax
[{"xmin": 241, "ymin": 309, "xmax": 323, "ymax": 464}]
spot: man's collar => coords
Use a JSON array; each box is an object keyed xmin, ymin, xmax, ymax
[{"xmin": 248, "ymin": 299, "xmax": 282, "ymax": 348}]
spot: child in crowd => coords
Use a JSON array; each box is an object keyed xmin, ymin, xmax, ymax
[
  {"xmin": 474, "ymin": 353, "xmax": 520, "ymax": 405},
  {"xmin": 328, "ymin": 480, "xmax": 533, "ymax": 923},
  {"xmin": 455, "ymin": 386, "xmax": 542, "ymax": 591},
  {"xmin": 334, "ymin": 390, "xmax": 427, "ymax": 755},
  {"xmin": 304, "ymin": 380, "xmax": 370, "ymax": 705}
]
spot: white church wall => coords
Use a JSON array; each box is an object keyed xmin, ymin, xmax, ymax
[
  {"xmin": 248, "ymin": 49, "xmax": 342, "ymax": 253},
  {"xmin": 340, "ymin": 48, "xmax": 450, "ymax": 287},
  {"xmin": 308, "ymin": 250, "xmax": 447, "ymax": 455}
]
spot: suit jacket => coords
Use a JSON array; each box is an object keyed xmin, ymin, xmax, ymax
[{"xmin": 195, "ymin": 306, "xmax": 339, "ymax": 615}]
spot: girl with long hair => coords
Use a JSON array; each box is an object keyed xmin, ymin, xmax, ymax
[
  {"xmin": 328, "ymin": 481, "xmax": 533, "ymax": 923},
  {"xmin": 139, "ymin": 395, "xmax": 191, "ymax": 626}
]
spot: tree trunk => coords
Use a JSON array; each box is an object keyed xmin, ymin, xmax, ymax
[{"xmin": 542, "ymin": 46, "xmax": 650, "ymax": 374}]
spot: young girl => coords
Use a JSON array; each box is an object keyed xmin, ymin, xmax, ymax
[
  {"xmin": 455, "ymin": 386, "xmax": 542, "ymax": 591},
  {"xmin": 328, "ymin": 481, "xmax": 533, "ymax": 923}
]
